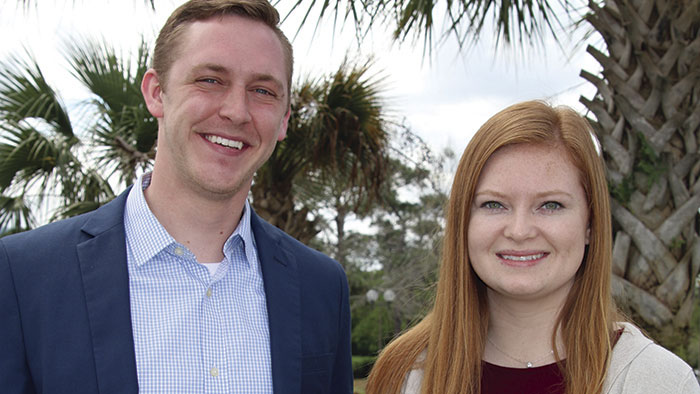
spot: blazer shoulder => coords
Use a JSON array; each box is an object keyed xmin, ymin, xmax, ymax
[
  {"xmin": 1, "ymin": 211, "xmax": 93, "ymax": 259},
  {"xmin": 251, "ymin": 212, "xmax": 346, "ymax": 279},
  {"xmin": 0, "ymin": 189, "xmax": 129, "ymax": 258}
]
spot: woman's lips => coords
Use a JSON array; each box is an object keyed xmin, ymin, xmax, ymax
[{"xmin": 497, "ymin": 252, "xmax": 548, "ymax": 266}]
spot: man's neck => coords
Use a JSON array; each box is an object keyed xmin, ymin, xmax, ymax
[{"xmin": 142, "ymin": 172, "xmax": 248, "ymax": 263}]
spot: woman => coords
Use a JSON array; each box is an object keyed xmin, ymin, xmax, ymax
[{"xmin": 366, "ymin": 100, "xmax": 699, "ymax": 394}]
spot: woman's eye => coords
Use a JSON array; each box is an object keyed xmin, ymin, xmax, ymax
[
  {"xmin": 481, "ymin": 201, "xmax": 503, "ymax": 210},
  {"xmin": 542, "ymin": 201, "xmax": 562, "ymax": 211}
]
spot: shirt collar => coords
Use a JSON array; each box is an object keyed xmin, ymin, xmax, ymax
[
  {"xmin": 225, "ymin": 197, "xmax": 258, "ymax": 269},
  {"xmin": 124, "ymin": 173, "xmax": 175, "ymax": 267},
  {"xmin": 124, "ymin": 172, "xmax": 257, "ymax": 268}
]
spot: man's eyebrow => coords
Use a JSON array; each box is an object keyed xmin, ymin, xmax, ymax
[
  {"xmin": 250, "ymin": 72, "xmax": 285, "ymax": 88},
  {"xmin": 192, "ymin": 63, "xmax": 227, "ymax": 74}
]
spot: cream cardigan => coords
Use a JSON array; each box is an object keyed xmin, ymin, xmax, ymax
[{"xmin": 401, "ymin": 322, "xmax": 700, "ymax": 393}]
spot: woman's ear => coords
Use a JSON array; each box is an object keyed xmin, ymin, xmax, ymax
[{"xmin": 586, "ymin": 226, "xmax": 591, "ymax": 245}]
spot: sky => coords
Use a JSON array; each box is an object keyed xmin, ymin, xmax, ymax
[{"xmin": 0, "ymin": 0, "xmax": 601, "ymax": 171}]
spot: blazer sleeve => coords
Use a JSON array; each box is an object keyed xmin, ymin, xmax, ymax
[
  {"xmin": 0, "ymin": 240, "xmax": 35, "ymax": 394},
  {"xmin": 330, "ymin": 268, "xmax": 353, "ymax": 393}
]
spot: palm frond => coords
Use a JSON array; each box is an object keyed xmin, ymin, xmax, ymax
[
  {"xmin": 311, "ymin": 57, "xmax": 390, "ymax": 204},
  {"xmin": 50, "ymin": 168, "xmax": 115, "ymax": 221},
  {"xmin": 284, "ymin": 0, "xmax": 576, "ymax": 53},
  {"xmin": 278, "ymin": 0, "xmax": 371, "ymax": 43},
  {"xmin": 66, "ymin": 38, "xmax": 149, "ymax": 112},
  {"xmin": 0, "ymin": 52, "xmax": 74, "ymax": 138},
  {"xmin": 65, "ymin": 37, "xmax": 156, "ymax": 185},
  {"xmin": 0, "ymin": 122, "xmax": 66, "ymax": 190},
  {"xmin": 0, "ymin": 30, "xmax": 154, "ymax": 228},
  {"xmin": 0, "ymin": 117, "xmax": 88, "ymax": 210},
  {"xmin": 0, "ymin": 193, "xmax": 35, "ymax": 235}
]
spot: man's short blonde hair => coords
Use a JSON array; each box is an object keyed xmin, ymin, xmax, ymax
[{"xmin": 152, "ymin": 0, "xmax": 293, "ymax": 99}]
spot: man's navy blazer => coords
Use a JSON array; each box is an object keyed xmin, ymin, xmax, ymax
[{"xmin": 0, "ymin": 189, "xmax": 353, "ymax": 394}]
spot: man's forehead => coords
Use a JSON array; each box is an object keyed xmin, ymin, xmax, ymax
[{"xmin": 182, "ymin": 17, "xmax": 285, "ymax": 68}]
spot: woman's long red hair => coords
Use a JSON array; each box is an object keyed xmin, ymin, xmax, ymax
[{"xmin": 366, "ymin": 100, "xmax": 618, "ymax": 394}]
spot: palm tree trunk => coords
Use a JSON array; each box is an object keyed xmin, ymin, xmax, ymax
[
  {"xmin": 580, "ymin": 0, "xmax": 700, "ymax": 350},
  {"xmin": 334, "ymin": 199, "xmax": 348, "ymax": 269}
]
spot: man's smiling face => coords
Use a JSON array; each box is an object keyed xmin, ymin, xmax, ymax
[{"xmin": 142, "ymin": 14, "xmax": 290, "ymax": 200}]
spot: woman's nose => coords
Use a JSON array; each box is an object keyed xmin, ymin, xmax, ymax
[{"xmin": 503, "ymin": 210, "xmax": 537, "ymax": 241}]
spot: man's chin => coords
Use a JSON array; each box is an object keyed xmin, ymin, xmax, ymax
[{"xmin": 190, "ymin": 176, "xmax": 253, "ymax": 202}]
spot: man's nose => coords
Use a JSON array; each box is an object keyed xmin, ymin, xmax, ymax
[{"xmin": 219, "ymin": 88, "xmax": 252, "ymax": 124}]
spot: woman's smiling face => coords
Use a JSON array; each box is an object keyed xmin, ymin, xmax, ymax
[{"xmin": 467, "ymin": 143, "xmax": 590, "ymax": 304}]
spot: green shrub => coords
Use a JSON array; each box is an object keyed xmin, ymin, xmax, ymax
[{"xmin": 352, "ymin": 355, "xmax": 377, "ymax": 379}]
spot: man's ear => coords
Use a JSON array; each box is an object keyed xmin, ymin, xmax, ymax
[
  {"xmin": 277, "ymin": 107, "xmax": 291, "ymax": 141},
  {"xmin": 141, "ymin": 69, "xmax": 164, "ymax": 118}
]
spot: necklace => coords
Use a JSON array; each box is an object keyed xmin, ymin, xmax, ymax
[{"xmin": 486, "ymin": 337, "xmax": 554, "ymax": 368}]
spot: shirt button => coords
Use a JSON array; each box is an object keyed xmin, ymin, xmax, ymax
[
  {"xmin": 174, "ymin": 247, "xmax": 184, "ymax": 256},
  {"xmin": 206, "ymin": 288, "xmax": 212, "ymax": 298},
  {"xmin": 210, "ymin": 367, "xmax": 219, "ymax": 377}
]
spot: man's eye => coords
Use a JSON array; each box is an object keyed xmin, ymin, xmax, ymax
[
  {"xmin": 542, "ymin": 201, "xmax": 562, "ymax": 211},
  {"xmin": 254, "ymin": 88, "xmax": 274, "ymax": 96},
  {"xmin": 198, "ymin": 78, "xmax": 219, "ymax": 84}
]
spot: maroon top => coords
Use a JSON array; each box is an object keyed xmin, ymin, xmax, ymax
[
  {"xmin": 481, "ymin": 361, "xmax": 565, "ymax": 394},
  {"xmin": 481, "ymin": 330, "xmax": 623, "ymax": 393}
]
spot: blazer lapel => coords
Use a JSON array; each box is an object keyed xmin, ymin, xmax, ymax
[
  {"xmin": 251, "ymin": 211, "xmax": 302, "ymax": 394},
  {"xmin": 77, "ymin": 190, "xmax": 138, "ymax": 394}
]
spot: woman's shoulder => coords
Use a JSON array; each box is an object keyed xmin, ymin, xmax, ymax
[
  {"xmin": 402, "ymin": 368, "xmax": 424, "ymax": 394},
  {"xmin": 604, "ymin": 322, "xmax": 700, "ymax": 393},
  {"xmin": 400, "ymin": 351, "xmax": 426, "ymax": 394}
]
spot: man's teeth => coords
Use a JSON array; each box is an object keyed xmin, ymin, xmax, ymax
[
  {"xmin": 206, "ymin": 135, "xmax": 243, "ymax": 149},
  {"xmin": 501, "ymin": 253, "xmax": 545, "ymax": 261}
]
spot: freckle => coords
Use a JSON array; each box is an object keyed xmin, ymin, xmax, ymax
[{"xmin": 219, "ymin": 231, "xmax": 224, "ymax": 235}]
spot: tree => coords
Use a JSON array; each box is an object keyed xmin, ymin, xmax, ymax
[
  {"xmin": 331, "ymin": 135, "xmax": 451, "ymax": 357},
  {"xmin": 251, "ymin": 58, "xmax": 391, "ymax": 246},
  {"xmin": 360, "ymin": 144, "xmax": 450, "ymax": 341},
  {"xmin": 580, "ymin": 0, "xmax": 700, "ymax": 352},
  {"xmin": 299, "ymin": 123, "xmax": 438, "ymax": 269},
  {"xmin": 287, "ymin": 0, "xmax": 700, "ymax": 356},
  {"xmin": 0, "ymin": 38, "xmax": 155, "ymax": 234},
  {"xmin": 283, "ymin": 0, "xmax": 572, "ymax": 52}
]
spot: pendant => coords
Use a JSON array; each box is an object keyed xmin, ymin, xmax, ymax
[{"xmin": 526, "ymin": 362, "xmax": 533, "ymax": 368}]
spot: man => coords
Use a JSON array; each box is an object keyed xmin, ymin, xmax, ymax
[{"xmin": 0, "ymin": 1, "xmax": 352, "ymax": 393}]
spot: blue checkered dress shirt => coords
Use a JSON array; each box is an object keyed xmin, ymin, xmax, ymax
[{"xmin": 124, "ymin": 174, "xmax": 272, "ymax": 393}]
